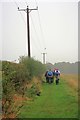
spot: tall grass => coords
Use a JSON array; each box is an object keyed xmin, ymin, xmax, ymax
[
  {"xmin": 2, "ymin": 56, "xmax": 46, "ymax": 118},
  {"xmin": 61, "ymin": 74, "xmax": 78, "ymax": 90}
]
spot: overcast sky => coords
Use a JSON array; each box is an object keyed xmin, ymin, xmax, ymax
[{"xmin": 0, "ymin": 0, "xmax": 78, "ymax": 64}]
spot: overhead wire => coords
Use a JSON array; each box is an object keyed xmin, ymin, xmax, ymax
[
  {"xmin": 37, "ymin": 10, "xmax": 46, "ymax": 50},
  {"xmin": 24, "ymin": 0, "xmax": 28, "ymax": 6},
  {"xmin": 18, "ymin": 0, "xmax": 42, "ymax": 56},
  {"xmin": 18, "ymin": 0, "xmax": 27, "ymax": 7},
  {"xmin": 13, "ymin": 0, "xmax": 28, "ymax": 56},
  {"xmin": 34, "ymin": 0, "xmax": 38, "ymax": 7},
  {"xmin": 14, "ymin": 0, "xmax": 26, "ymax": 25},
  {"xmin": 26, "ymin": 0, "xmax": 46, "ymax": 52},
  {"xmin": 34, "ymin": 0, "xmax": 46, "ymax": 50},
  {"xmin": 29, "ymin": 16, "xmax": 42, "ymax": 57},
  {"xmin": 30, "ymin": 14, "xmax": 44, "ymax": 53},
  {"xmin": 14, "ymin": 0, "xmax": 44, "ymax": 58},
  {"xmin": 30, "ymin": 34, "xmax": 42, "ymax": 57},
  {"xmin": 25, "ymin": 0, "xmax": 44, "ymax": 54},
  {"xmin": 30, "ymin": 22, "xmax": 42, "ymax": 54}
]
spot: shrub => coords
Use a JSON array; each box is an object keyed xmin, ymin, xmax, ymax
[
  {"xmin": 2, "ymin": 57, "xmax": 46, "ymax": 118},
  {"xmin": 19, "ymin": 56, "xmax": 46, "ymax": 79},
  {"xmin": 0, "ymin": 61, "xmax": 2, "ymax": 71},
  {"xmin": 2, "ymin": 61, "xmax": 15, "ymax": 116}
]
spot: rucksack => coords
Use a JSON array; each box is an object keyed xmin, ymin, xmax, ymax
[
  {"xmin": 47, "ymin": 71, "xmax": 53, "ymax": 77},
  {"xmin": 55, "ymin": 70, "xmax": 60, "ymax": 76}
]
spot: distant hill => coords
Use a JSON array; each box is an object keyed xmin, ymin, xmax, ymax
[
  {"xmin": 46, "ymin": 61, "xmax": 80, "ymax": 74},
  {"xmin": 45, "ymin": 63, "xmax": 54, "ymax": 70}
]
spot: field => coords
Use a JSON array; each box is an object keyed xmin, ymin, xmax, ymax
[
  {"xmin": 18, "ymin": 74, "xmax": 78, "ymax": 118},
  {"xmin": 61, "ymin": 74, "xmax": 78, "ymax": 89},
  {"xmin": 1, "ymin": 59, "xmax": 79, "ymax": 119}
]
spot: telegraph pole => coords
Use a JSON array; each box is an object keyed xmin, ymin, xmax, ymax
[{"xmin": 18, "ymin": 6, "xmax": 38, "ymax": 57}]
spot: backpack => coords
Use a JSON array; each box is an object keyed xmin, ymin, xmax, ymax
[
  {"xmin": 55, "ymin": 70, "xmax": 60, "ymax": 76},
  {"xmin": 47, "ymin": 71, "xmax": 53, "ymax": 77}
]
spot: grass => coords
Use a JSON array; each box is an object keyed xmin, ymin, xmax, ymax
[
  {"xmin": 61, "ymin": 74, "xmax": 78, "ymax": 92},
  {"xmin": 18, "ymin": 77, "xmax": 78, "ymax": 118}
]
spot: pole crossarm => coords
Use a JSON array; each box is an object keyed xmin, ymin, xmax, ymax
[
  {"xmin": 29, "ymin": 7, "xmax": 38, "ymax": 12},
  {"xmin": 18, "ymin": 8, "xmax": 27, "ymax": 12},
  {"xmin": 18, "ymin": 6, "xmax": 38, "ymax": 13}
]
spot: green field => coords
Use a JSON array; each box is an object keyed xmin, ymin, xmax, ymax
[{"xmin": 18, "ymin": 78, "xmax": 78, "ymax": 118}]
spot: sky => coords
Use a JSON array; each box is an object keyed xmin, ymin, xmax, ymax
[{"xmin": 0, "ymin": 0, "xmax": 78, "ymax": 64}]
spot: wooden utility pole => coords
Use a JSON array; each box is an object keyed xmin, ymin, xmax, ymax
[{"xmin": 18, "ymin": 6, "xmax": 38, "ymax": 57}]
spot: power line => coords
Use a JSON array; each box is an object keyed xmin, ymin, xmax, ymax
[
  {"xmin": 30, "ymin": 27, "xmax": 42, "ymax": 58},
  {"xmin": 37, "ymin": 10, "xmax": 46, "ymax": 48},
  {"xmin": 34, "ymin": 0, "xmax": 38, "ymax": 6},
  {"xmin": 14, "ymin": 0, "xmax": 46, "ymax": 60},
  {"xmin": 19, "ymin": 12, "xmax": 26, "ymax": 25},
  {"xmin": 34, "ymin": 0, "xmax": 47, "ymax": 63},
  {"xmin": 18, "ymin": 0, "xmax": 46, "ymax": 51},
  {"xmin": 30, "ymin": 14, "xmax": 44, "ymax": 51},
  {"xmin": 30, "ymin": 16, "xmax": 42, "ymax": 53},
  {"xmin": 24, "ymin": 0, "xmax": 28, "ymax": 6},
  {"xmin": 31, "ymin": 34, "xmax": 42, "ymax": 54},
  {"xmin": 34, "ymin": 0, "xmax": 46, "ymax": 49},
  {"xmin": 18, "ymin": 0, "xmax": 28, "ymax": 7},
  {"xmin": 14, "ymin": 0, "xmax": 26, "ymax": 25}
]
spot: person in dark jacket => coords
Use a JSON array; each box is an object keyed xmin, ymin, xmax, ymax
[
  {"xmin": 45, "ymin": 70, "xmax": 49, "ymax": 83},
  {"xmin": 55, "ymin": 70, "xmax": 60, "ymax": 85},
  {"xmin": 45, "ymin": 69, "xmax": 54, "ymax": 83}
]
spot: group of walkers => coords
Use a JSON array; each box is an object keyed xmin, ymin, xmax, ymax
[{"xmin": 45, "ymin": 69, "xmax": 60, "ymax": 85}]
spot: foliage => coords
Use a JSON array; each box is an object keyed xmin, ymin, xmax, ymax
[
  {"xmin": 19, "ymin": 56, "xmax": 46, "ymax": 79},
  {"xmin": 2, "ymin": 57, "xmax": 46, "ymax": 118},
  {"xmin": 0, "ymin": 61, "xmax": 2, "ymax": 71},
  {"xmin": 2, "ymin": 61, "xmax": 15, "ymax": 116}
]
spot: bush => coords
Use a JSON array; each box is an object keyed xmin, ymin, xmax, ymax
[
  {"xmin": 2, "ymin": 57, "xmax": 46, "ymax": 118},
  {"xmin": 2, "ymin": 61, "xmax": 15, "ymax": 116},
  {"xmin": 19, "ymin": 56, "xmax": 46, "ymax": 79},
  {"xmin": 0, "ymin": 61, "xmax": 2, "ymax": 71}
]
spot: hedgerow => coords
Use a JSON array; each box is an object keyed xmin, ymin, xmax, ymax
[{"xmin": 2, "ymin": 56, "xmax": 46, "ymax": 118}]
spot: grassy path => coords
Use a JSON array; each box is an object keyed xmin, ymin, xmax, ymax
[{"xmin": 18, "ymin": 79, "xmax": 78, "ymax": 118}]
